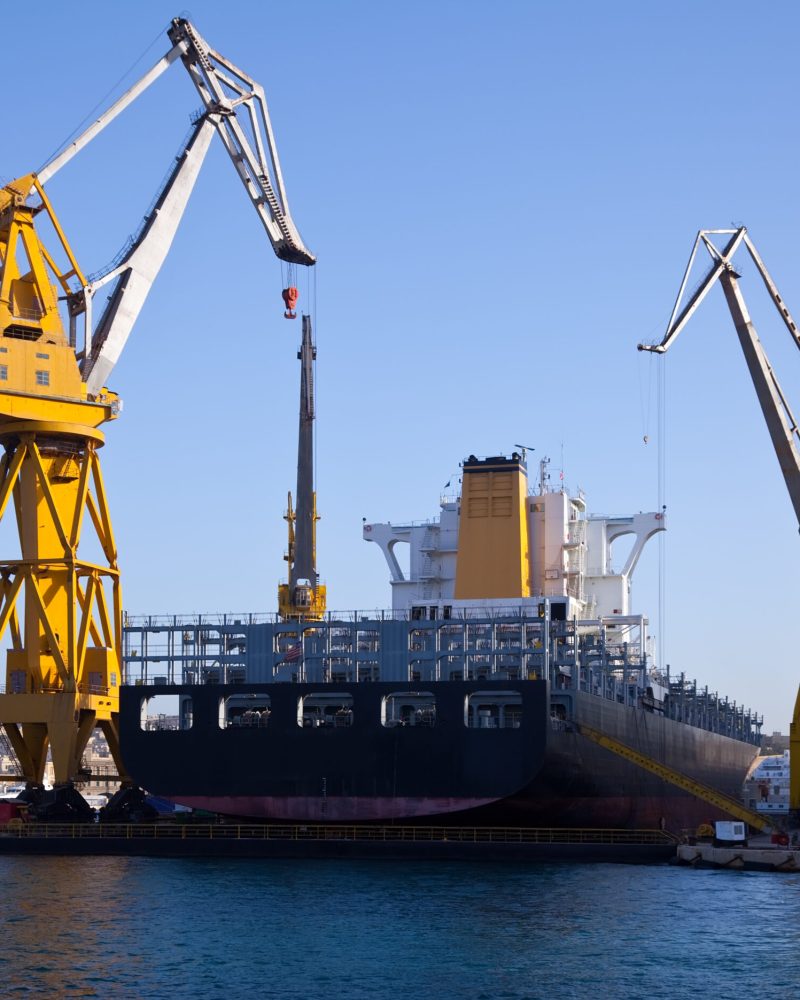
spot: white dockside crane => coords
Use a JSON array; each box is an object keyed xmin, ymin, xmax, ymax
[
  {"xmin": 38, "ymin": 16, "xmax": 315, "ymax": 399},
  {"xmin": 638, "ymin": 227, "xmax": 800, "ymax": 525},
  {"xmin": 638, "ymin": 226, "xmax": 800, "ymax": 818}
]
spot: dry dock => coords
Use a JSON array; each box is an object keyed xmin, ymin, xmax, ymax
[
  {"xmin": 0, "ymin": 823, "xmax": 677, "ymax": 862},
  {"xmin": 674, "ymin": 843, "xmax": 800, "ymax": 871}
]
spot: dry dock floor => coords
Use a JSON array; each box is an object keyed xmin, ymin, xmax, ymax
[
  {"xmin": 674, "ymin": 843, "xmax": 800, "ymax": 871},
  {"xmin": 0, "ymin": 822, "xmax": 677, "ymax": 862}
]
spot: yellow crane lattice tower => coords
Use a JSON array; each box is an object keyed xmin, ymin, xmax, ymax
[{"xmin": 0, "ymin": 174, "xmax": 126, "ymax": 789}]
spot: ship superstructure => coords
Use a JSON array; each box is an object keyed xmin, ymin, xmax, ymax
[{"xmin": 363, "ymin": 453, "xmax": 662, "ymax": 621}]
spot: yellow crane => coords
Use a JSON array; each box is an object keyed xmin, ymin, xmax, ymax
[
  {"xmin": 0, "ymin": 175, "xmax": 123, "ymax": 817},
  {"xmin": 0, "ymin": 18, "xmax": 314, "ymax": 819}
]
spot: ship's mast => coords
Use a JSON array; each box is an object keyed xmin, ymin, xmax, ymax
[
  {"xmin": 279, "ymin": 314, "xmax": 326, "ymax": 619},
  {"xmin": 539, "ymin": 456, "xmax": 551, "ymax": 495},
  {"xmin": 293, "ymin": 313, "xmax": 317, "ymax": 590}
]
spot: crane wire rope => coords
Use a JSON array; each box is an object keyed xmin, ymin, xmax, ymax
[
  {"xmin": 657, "ymin": 353, "xmax": 667, "ymax": 679},
  {"xmin": 650, "ymin": 354, "xmax": 670, "ymax": 817},
  {"xmin": 637, "ymin": 346, "xmax": 656, "ymax": 445},
  {"xmin": 637, "ymin": 325, "xmax": 668, "ymax": 679},
  {"xmin": 37, "ymin": 21, "xmax": 173, "ymax": 175}
]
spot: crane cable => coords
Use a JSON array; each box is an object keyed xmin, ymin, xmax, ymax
[
  {"xmin": 657, "ymin": 354, "xmax": 667, "ymax": 678},
  {"xmin": 38, "ymin": 22, "xmax": 173, "ymax": 174},
  {"xmin": 638, "ymin": 348, "xmax": 655, "ymax": 445},
  {"xmin": 637, "ymin": 338, "xmax": 667, "ymax": 675}
]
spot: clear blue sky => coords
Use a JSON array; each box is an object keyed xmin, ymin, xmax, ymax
[{"xmin": 5, "ymin": 1, "xmax": 800, "ymax": 732}]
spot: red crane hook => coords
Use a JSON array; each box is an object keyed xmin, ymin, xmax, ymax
[{"xmin": 282, "ymin": 286, "xmax": 299, "ymax": 319}]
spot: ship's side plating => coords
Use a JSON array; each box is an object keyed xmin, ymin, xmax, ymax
[
  {"xmin": 120, "ymin": 679, "xmax": 548, "ymax": 821},
  {"xmin": 515, "ymin": 690, "xmax": 757, "ymax": 830}
]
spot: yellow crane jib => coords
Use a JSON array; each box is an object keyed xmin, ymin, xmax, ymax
[{"xmin": 577, "ymin": 723, "xmax": 773, "ymax": 833}]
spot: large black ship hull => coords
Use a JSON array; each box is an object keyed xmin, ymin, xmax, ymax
[{"xmin": 119, "ymin": 680, "xmax": 758, "ymax": 832}]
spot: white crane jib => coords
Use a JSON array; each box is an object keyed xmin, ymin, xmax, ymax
[
  {"xmin": 638, "ymin": 228, "xmax": 800, "ymax": 528},
  {"xmin": 36, "ymin": 17, "xmax": 315, "ymax": 397}
]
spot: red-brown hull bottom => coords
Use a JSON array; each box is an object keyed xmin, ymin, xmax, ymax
[
  {"xmin": 176, "ymin": 795, "xmax": 497, "ymax": 822},
  {"xmin": 172, "ymin": 793, "xmax": 737, "ymax": 831}
]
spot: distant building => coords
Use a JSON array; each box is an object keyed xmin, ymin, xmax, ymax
[
  {"xmin": 77, "ymin": 731, "xmax": 121, "ymax": 799},
  {"xmin": 760, "ymin": 731, "xmax": 790, "ymax": 754},
  {"xmin": 2, "ymin": 729, "xmax": 120, "ymax": 800}
]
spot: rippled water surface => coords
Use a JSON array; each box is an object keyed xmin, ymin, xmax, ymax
[{"xmin": 0, "ymin": 857, "xmax": 798, "ymax": 998}]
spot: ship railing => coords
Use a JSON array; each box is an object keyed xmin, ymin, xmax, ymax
[
  {"xmin": 0, "ymin": 822, "xmax": 680, "ymax": 846},
  {"xmin": 124, "ymin": 612, "xmax": 276, "ymax": 628},
  {"xmin": 122, "ymin": 607, "xmax": 595, "ymax": 627},
  {"xmin": 9, "ymin": 306, "xmax": 44, "ymax": 322}
]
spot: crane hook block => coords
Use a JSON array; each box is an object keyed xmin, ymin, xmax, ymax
[{"xmin": 282, "ymin": 286, "xmax": 299, "ymax": 319}]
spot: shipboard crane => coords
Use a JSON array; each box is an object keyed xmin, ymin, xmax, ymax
[
  {"xmin": 279, "ymin": 315, "xmax": 326, "ymax": 620},
  {"xmin": 638, "ymin": 227, "xmax": 800, "ymax": 816},
  {"xmin": 0, "ymin": 18, "xmax": 314, "ymax": 817}
]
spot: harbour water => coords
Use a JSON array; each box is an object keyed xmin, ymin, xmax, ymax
[{"xmin": 1, "ymin": 857, "xmax": 798, "ymax": 998}]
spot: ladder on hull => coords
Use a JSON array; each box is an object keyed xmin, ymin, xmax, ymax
[{"xmin": 577, "ymin": 723, "xmax": 772, "ymax": 833}]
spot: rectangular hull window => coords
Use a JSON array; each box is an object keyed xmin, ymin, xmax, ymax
[
  {"xmin": 465, "ymin": 691, "xmax": 522, "ymax": 729},
  {"xmin": 140, "ymin": 694, "xmax": 193, "ymax": 731},
  {"xmin": 299, "ymin": 693, "xmax": 354, "ymax": 728},
  {"xmin": 219, "ymin": 694, "xmax": 271, "ymax": 729},
  {"xmin": 382, "ymin": 692, "xmax": 436, "ymax": 728}
]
